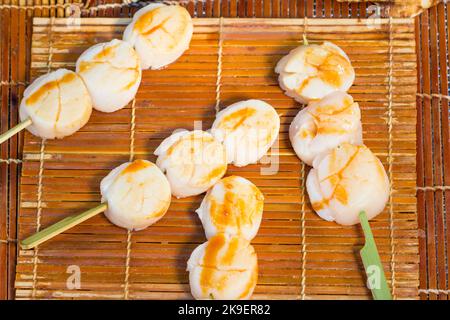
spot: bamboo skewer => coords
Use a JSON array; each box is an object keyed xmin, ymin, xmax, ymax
[
  {"xmin": 0, "ymin": 118, "xmax": 32, "ymax": 144},
  {"xmin": 359, "ymin": 211, "xmax": 393, "ymax": 300},
  {"xmin": 20, "ymin": 203, "xmax": 108, "ymax": 250}
]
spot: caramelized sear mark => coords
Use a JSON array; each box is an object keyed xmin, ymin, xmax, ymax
[
  {"xmin": 311, "ymin": 145, "xmax": 363, "ymax": 211},
  {"xmin": 209, "ymin": 177, "xmax": 263, "ymax": 232},
  {"xmin": 238, "ymin": 261, "xmax": 258, "ymax": 299},
  {"xmin": 141, "ymin": 16, "xmax": 172, "ymax": 37},
  {"xmin": 78, "ymin": 44, "xmax": 140, "ymax": 92},
  {"xmin": 199, "ymin": 235, "xmax": 256, "ymax": 298},
  {"xmin": 133, "ymin": 6, "xmax": 188, "ymax": 50},
  {"xmin": 200, "ymin": 234, "xmax": 226, "ymax": 294},
  {"xmin": 220, "ymin": 237, "xmax": 239, "ymax": 266},
  {"xmin": 304, "ymin": 98, "xmax": 356, "ymax": 136},
  {"xmin": 26, "ymin": 72, "xmax": 77, "ymax": 106},
  {"xmin": 94, "ymin": 43, "xmax": 119, "ymax": 60},
  {"xmin": 297, "ymin": 46, "xmax": 352, "ymax": 92},
  {"xmin": 314, "ymin": 96, "xmax": 353, "ymax": 115},
  {"xmin": 333, "ymin": 184, "xmax": 348, "ymax": 205},
  {"xmin": 166, "ymin": 133, "xmax": 214, "ymax": 156},
  {"xmin": 148, "ymin": 199, "xmax": 170, "ymax": 219},
  {"xmin": 298, "ymin": 123, "xmax": 318, "ymax": 139},
  {"xmin": 122, "ymin": 159, "xmax": 151, "ymax": 175},
  {"xmin": 200, "ymin": 165, "xmax": 226, "ymax": 184},
  {"xmin": 311, "ymin": 198, "xmax": 329, "ymax": 212},
  {"xmin": 134, "ymin": 7, "xmax": 161, "ymax": 33},
  {"xmin": 218, "ymin": 107, "xmax": 257, "ymax": 131}
]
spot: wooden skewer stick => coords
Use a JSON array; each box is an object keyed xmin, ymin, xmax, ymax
[
  {"xmin": 359, "ymin": 211, "xmax": 392, "ymax": 300},
  {"xmin": 0, "ymin": 118, "xmax": 32, "ymax": 144},
  {"xmin": 20, "ymin": 202, "xmax": 108, "ymax": 250}
]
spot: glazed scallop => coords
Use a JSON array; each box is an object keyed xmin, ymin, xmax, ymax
[
  {"xmin": 123, "ymin": 3, "xmax": 193, "ymax": 70},
  {"xmin": 211, "ymin": 100, "xmax": 280, "ymax": 167},
  {"xmin": 19, "ymin": 69, "xmax": 92, "ymax": 139},
  {"xmin": 187, "ymin": 233, "xmax": 258, "ymax": 300},
  {"xmin": 306, "ymin": 143, "xmax": 390, "ymax": 226},
  {"xmin": 275, "ymin": 41, "xmax": 355, "ymax": 104},
  {"xmin": 196, "ymin": 176, "xmax": 264, "ymax": 241},
  {"xmin": 76, "ymin": 39, "xmax": 142, "ymax": 113},
  {"xmin": 100, "ymin": 159, "xmax": 171, "ymax": 230},
  {"xmin": 154, "ymin": 130, "xmax": 227, "ymax": 198},
  {"xmin": 289, "ymin": 91, "xmax": 362, "ymax": 166}
]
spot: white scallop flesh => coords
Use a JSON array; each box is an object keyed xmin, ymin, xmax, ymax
[
  {"xmin": 289, "ymin": 91, "xmax": 362, "ymax": 166},
  {"xmin": 187, "ymin": 233, "xmax": 258, "ymax": 300},
  {"xmin": 123, "ymin": 3, "xmax": 193, "ymax": 70},
  {"xmin": 100, "ymin": 159, "xmax": 172, "ymax": 231},
  {"xmin": 196, "ymin": 176, "xmax": 264, "ymax": 240},
  {"xmin": 154, "ymin": 130, "xmax": 227, "ymax": 198},
  {"xmin": 19, "ymin": 68, "xmax": 92, "ymax": 139},
  {"xmin": 306, "ymin": 143, "xmax": 390, "ymax": 225},
  {"xmin": 211, "ymin": 99, "xmax": 280, "ymax": 167},
  {"xmin": 76, "ymin": 39, "xmax": 142, "ymax": 113},
  {"xmin": 275, "ymin": 41, "xmax": 355, "ymax": 103}
]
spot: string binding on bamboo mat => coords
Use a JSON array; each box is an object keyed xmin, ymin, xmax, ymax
[
  {"xmin": 0, "ymin": 1, "xmax": 186, "ymax": 15},
  {"xmin": 419, "ymin": 289, "xmax": 450, "ymax": 295},
  {"xmin": 0, "ymin": 80, "xmax": 28, "ymax": 86},
  {"xmin": 123, "ymin": 97, "xmax": 137, "ymax": 300},
  {"xmin": 0, "ymin": 158, "xmax": 23, "ymax": 164},
  {"xmin": 0, "ymin": 239, "xmax": 18, "ymax": 244},
  {"xmin": 214, "ymin": 17, "xmax": 224, "ymax": 114},
  {"xmin": 386, "ymin": 14, "xmax": 397, "ymax": 300},
  {"xmin": 299, "ymin": 17, "xmax": 308, "ymax": 301},
  {"xmin": 416, "ymin": 186, "xmax": 450, "ymax": 191},
  {"xmin": 31, "ymin": 17, "xmax": 54, "ymax": 299},
  {"xmin": 417, "ymin": 93, "xmax": 450, "ymax": 101},
  {"xmin": 31, "ymin": 139, "xmax": 46, "ymax": 299}
]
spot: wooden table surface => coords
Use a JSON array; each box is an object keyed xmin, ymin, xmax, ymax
[{"xmin": 0, "ymin": 0, "xmax": 449, "ymax": 300}]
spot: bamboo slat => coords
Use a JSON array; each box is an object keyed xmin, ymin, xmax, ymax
[
  {"xmin": 415, "ymin": 1, "xmax": 450, "ymax": 300},
  {"xmin": 12, "ymin": 16, "xmax": 419, "ymax": 300}
]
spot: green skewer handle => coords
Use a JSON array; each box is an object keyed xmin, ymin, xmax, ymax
[
  {"xmin": 0, "ymin": 118, "xmax": 32, "ymax": 144},
  {"xmin": 359, "ymin": 210, "xmax": 393, "ymax": 300},
  {"xmin": 20, "ymin": 202, "xmax": 108, "ymax": 250}
]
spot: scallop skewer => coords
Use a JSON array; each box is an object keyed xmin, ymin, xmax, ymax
[
  {"xmin": 21, "ymin": 159, "xmax": 171, "ymax": 249},
  {"xmin": 0, "ymin": 69, "xmax": 93, "ymax": 144}
]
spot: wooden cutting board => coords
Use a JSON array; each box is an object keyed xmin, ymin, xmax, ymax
[{"xmin": 15, "ymin": 17, "xmax": 419, "ymax": 299}]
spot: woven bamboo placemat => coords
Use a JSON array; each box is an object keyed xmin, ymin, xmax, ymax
[
  {"xmin": 0, "ymin": 0, "xmax": 448, "ymax": 300},
  {"xmin": 11, "ymin": 16, "xmax": 418, "ymax": 300}
]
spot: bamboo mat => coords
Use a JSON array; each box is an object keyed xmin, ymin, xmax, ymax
[
  {"xmin": 3, "ymin": 0, "xmax": 447, "ymax": 301},
  {"xmin": 11, "ymin": 16, "xmax": 419, "ymax": 300}
]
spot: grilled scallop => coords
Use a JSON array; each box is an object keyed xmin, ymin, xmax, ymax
[
  {"xmin": 187, "ymin": 233, "xmax": 258, "ymax": 300},
  {"xmin": 211, "ymin": 100, "xmax": 280, "ymax": 167},
  {"xmin": 76, "ymin": 39, "xmax": 142, "ymax": 113},
  {"xmin": 123, "ymin": 3, "xmax": 193, "ymax": 70},
  {"xmin": 100, "ymin": 159, "xmax": 172, "ymax": 231},
  {"xmin": 275, "ymin": 41, "xmax": 355, "ymax": 104},
  {"xmin": 196, "ymin": 176, "xmax": 264, "ymax": 241},
  {"xmin": 306, "ymin": 143, "xmax": 390, "ymax": 226},
  {"xmin": 154, "ymin": 130, "xmax": 227, "ymax": 198},
  {"xmin": 289, "ymin": 91, "xmax": 362, "ymax": 166},
  {"xmin": 19, "ymin": 68, "xmax": 92, "ymax": 139}
]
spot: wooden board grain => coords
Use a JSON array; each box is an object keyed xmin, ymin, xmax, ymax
[{"xmin": 14, "ymin": 17, "xmax": 419, "ymax": 299}]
